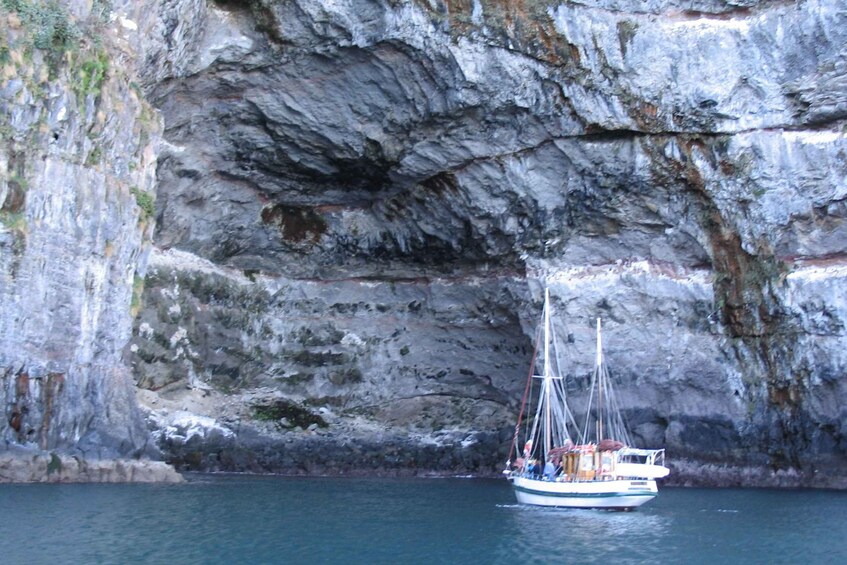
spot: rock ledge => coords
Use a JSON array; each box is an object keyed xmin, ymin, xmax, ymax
[{"xmin": 0, "ymin": 451, "xmax": 184, "ymax": 484}]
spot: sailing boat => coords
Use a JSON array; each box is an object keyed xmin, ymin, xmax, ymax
[{"xmin": 505, "ymin": 288, "xmax": 669, "ymax": 509}]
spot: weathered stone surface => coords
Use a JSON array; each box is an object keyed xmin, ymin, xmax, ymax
[
  {"xmin": 2, "ymin": 0, "xmax": 846, "ymax": 485},
  {"xmin": 118, "ymin": 0, "xmax": 847, "ymax": 485},
  {"xmin": 128, "ymin": 247, "xmax": 526, "ymax": 473},
  {"xmin": 0, "ymin": 448, "xmax": 184, "ymax": 483},
  {"xmin": 0, "ymin": 1, "xmax": 176, "ymax": 478}
]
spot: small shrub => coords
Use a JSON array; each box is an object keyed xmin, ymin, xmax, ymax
[
  {"xmin": 84, "ymin": 145, "xmax": 102, "ymax": 167},
  {"xmin": 130, "ymin": 186, "xmax": 155, "ymax": 221},
  {"xmin": 0, "ymin": 211, "xmax": 27, "ymax": 232},
  {"xmin": 47, "ymin": 452, "xmax": 62, "ymax": 474},
  {"xmin": 253, "ymin": 399, "xmax": 327, "ymax": 429},
  {"xmin": 91, "ymin": 0, "xmax": 112, "ymax": 22},
  {"xmin": 76, "ymin": 50, "xmax": 109, "ymax": 98},
  {"xmin": 1, "ymin": 0, "xmax": 81, "ymax": 52},
  {"xmin": 130, "ymin": 274, "xmax": 144, "ymax": 316}
]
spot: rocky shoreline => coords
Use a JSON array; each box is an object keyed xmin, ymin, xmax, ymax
[
  {"xmin": 2, "ymin": 445, "xmax": 844, "ymax": 489},
  {"xmin": 160, "ymin": 428, "xmax": 511, "ymax": 478},
  {"xmin": 665, "ymin": 459, "xmax": 847, "ymax": 490},
  {"xmin": 148, "ymin": 397, "xmax": 847, "ymax": 489},
  {"xmin": 169, "ymin": 457, "xmax": 847, "ymax": 490},
  {"xmin": 0, "ymin": 450, "xmax": 183, "ymax": 484}
]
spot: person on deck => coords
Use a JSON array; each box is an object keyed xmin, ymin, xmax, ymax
[{"xmin": 543, "ymin": 459, "xmax": 556, "ymax": 481}]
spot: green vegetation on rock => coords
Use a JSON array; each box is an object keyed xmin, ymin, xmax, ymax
[
  {"xmin": 84, "ymin": 145, "xmax": 102, "ymax": 167},
  {"xmin": 91, "ymin": 0, "xmax": 112, "ymax": 23},
  {"xmin": 76, "ymin": 49, "xmax": 109, "ymax": 98},
  {"xmin": 46, "ymin": 452, "xmax": 62, "ymax": 474},
  {"xmin": 0, "ymin": 211, "xmax": 27, "ymax": 232},
  {"xmin": 130, "ymin": 274, "xmax": 145, "ymax": 317},
  {"xmin": 1, "ymin": 0, "xmax": 81, "ymax": 51},
  {"xmin": 253, "ymin": 399, "xmax": 328, "ymax": 429},
  {"xmin": 131, "ymin": 186, "xmax": 155, "ymax": 222}
]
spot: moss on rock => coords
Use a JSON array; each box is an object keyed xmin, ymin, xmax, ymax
[{"xmin": 252, "ymin": 399, "xmax": 327, "ymax": 429}]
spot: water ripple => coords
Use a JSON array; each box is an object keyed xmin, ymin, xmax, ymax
[{"xmin": 0, "ymin": 479, "xmax": 844, "ymax": 564}]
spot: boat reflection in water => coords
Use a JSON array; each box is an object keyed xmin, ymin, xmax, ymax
[{"xmin": 492, "ymin": 501, "xmax": 672, "ymax": 561}]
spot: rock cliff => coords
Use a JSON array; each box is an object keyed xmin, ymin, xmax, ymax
[
  {"xmin": 2, "ymin": 0, "xmax": 846, "ymax": 485},
  {"xmin": 0, "ymin": 0, "xmax": 170, "ymax": 480}
]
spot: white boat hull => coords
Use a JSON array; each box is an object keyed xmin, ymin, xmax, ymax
[{"xmin": 510, "ymin": 475, "xmax": 658, "ymax": 509}]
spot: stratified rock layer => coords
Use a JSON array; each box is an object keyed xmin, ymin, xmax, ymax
[{"xmin": 118, "ymin": 0, "xmax": 847, "ymax": 485}]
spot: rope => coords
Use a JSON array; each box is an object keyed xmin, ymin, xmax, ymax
[{"xmin": 507, "ymin": 326, "xmax": 542, "ymax": 465}]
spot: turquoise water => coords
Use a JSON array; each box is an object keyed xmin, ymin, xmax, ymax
[{"xmin": 1, "ymin": 475, "xmax": 845, "ymax": 564}]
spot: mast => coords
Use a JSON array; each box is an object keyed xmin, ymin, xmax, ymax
[
  {"xmin": 544, "ymin": 288, "xmax": 552, "ymax": 455},
  {"xmin": 596, "ymin": 317, "xmax": 603, "ymax": 443}
]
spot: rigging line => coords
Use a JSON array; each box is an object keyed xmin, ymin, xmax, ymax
[
  {"xmin": 525, "ymin": 373, "xmax": 534, "ymax": 447},
  {"xmin": 508, "ymin": 323, "xmax": 542, "ymax": 463},
  {"xmin": 582, "ymin": 353, "xmax": 598, "ymax": 443},
  {"xmin": 551, "ymin": 320, "xmax": 582, "ymax": 443},
  {"xmin": 529, "ymin": 376, "xmax": 546, "ymax": 456},
  {"xmin": 543, "ymin": 289, "xmax": 552, "ymax": 455},
  {"xmin": 605, "ymin": 366, "xmax": 632, "ymax": 446}
]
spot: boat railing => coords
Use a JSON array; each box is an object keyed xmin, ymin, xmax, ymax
[{"xmin": 618, "ymin": 447, "xmax": 665, "ymax": 464}]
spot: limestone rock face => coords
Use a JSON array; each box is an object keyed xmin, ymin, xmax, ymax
[
  {"xmin": 120, "ymin": 0, "xmax": 847, "ymax": 484},
  {"xmin": 3, "ymin": 1, "xmax": 846, "ymax": 484},
  {"xmin": 0, "ymin": 2, "xmax": 159, "ymax": 461},
  {"xmin": 128, "ymin": 248, "xmax": 526, "ymax": 476},
  {"xmin": 119, "ymin": 0, "xmax": 847, "ymax": 484}
]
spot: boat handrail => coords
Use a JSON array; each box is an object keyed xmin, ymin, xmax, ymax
[{"xmin": 619, "ymin": 447, "xmax": 665, "ymax": 456}]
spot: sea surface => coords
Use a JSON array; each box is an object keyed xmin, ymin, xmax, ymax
[{"xmin": 1, "ymin": 475, "xmax": 845, "ymax": 564}]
